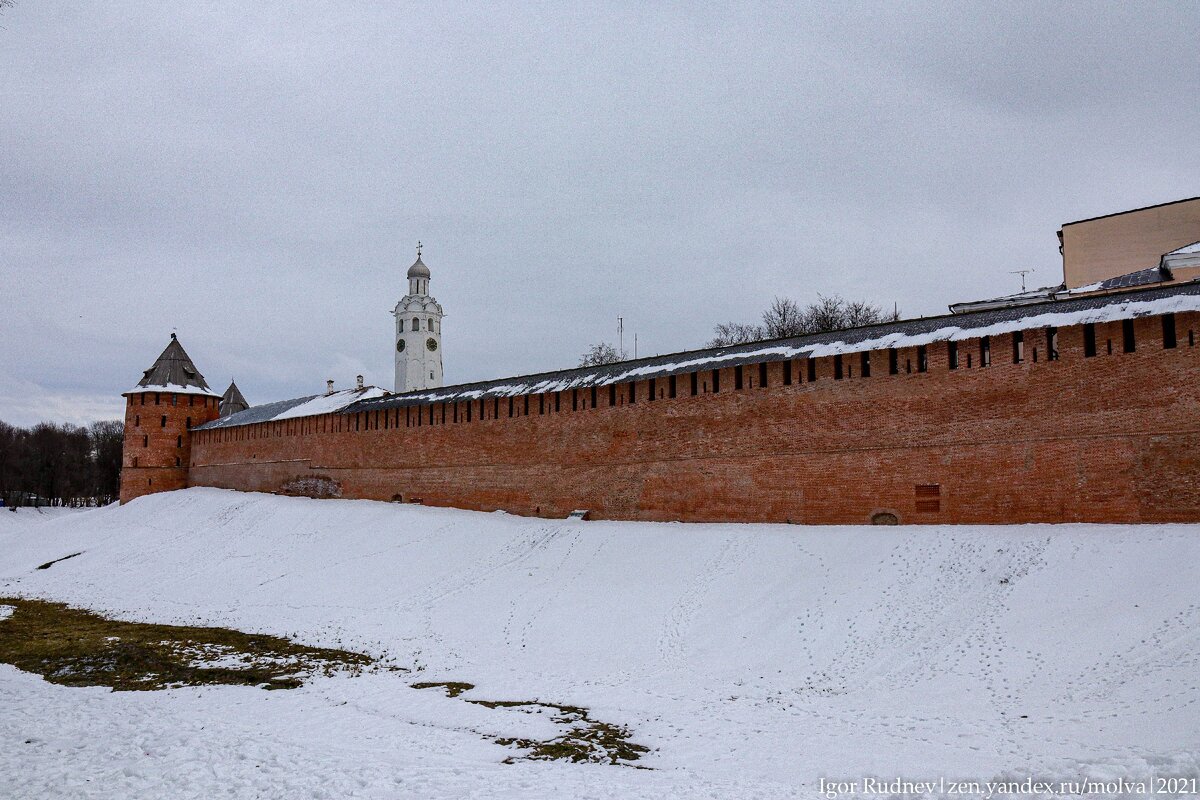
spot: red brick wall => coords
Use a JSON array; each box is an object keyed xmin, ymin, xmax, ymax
[
  {"xmin": 184, "ymin": 311, "xmax": 1200, "ymax": 524},
  {"xmin": 120, "ymin": 391, "xmax": 219, "ymax": 503}
]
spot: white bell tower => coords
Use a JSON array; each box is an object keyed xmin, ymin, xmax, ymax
[{"xmin": 393, "ymin": 242, "xmax": 444, "ymax": 393}]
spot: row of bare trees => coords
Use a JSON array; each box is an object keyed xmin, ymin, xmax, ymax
[
  {"xmin": 579, "ymin": 295, "xmax": 900, "ymax": 365},
  {"xmin": 0, "ymin": 420, "xmax": 124, "ymax": 507},
  {"xmin": 707, "ymin": 295, "xmax": 900, "ymax": 347}
]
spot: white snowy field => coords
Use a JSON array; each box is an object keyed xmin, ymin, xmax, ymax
[{"xmin": 1, "ymin": 489, "xmax": 1198, "ymax": 799}]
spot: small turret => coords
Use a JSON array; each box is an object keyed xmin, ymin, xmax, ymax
[
  {"xmin": 219, "ymin": 380, "xmax": 249, "ymax": 417},
  {"xmin": 120, "ymin": 334, "xmax": 221, "ymax": 503}
]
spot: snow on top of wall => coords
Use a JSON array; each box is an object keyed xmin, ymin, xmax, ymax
[
  {"xmin": 125, "ymin": 383, "xmax": 221, "ymax": 398},
  {"xmin": 197, "ymin": 283, "xmax": 1200, "ymax": 428},
  {"xmin": 355, "ymin": 288, "xmax": 1200, "ymax": 409},
  {"xmin": 196, "ymin": 386, "xmax": 389, "ymax": 430},
  {"xmin": 1167, "ymin": 240, "xmax": 1200, "ymax": 255},
  {"xmin": 270, "ymin": 387, "xmax": 389, "ymax": 421}
]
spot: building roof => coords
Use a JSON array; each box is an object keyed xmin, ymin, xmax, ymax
[
  {"xmin": 1059, "ymin": 196, "xmax": 1200, "ymax": 229},
  {"xmin": 127, "ymin": 334, "xmax": 219, "ymax": 397},
  {"xmin": 196, "ymin": 385, "xmax": 388, "ymax": 430},
  {"xmin": 197, "ymin": 280, "xmax": 1200, "ymax": 430},
  {"xmin": 1080, "ymin": 265, "xmax": 1171, "ymax": 293},
  {"xmin": 219, "ymin": 381, "xmax": 250, "ymax": 417}
]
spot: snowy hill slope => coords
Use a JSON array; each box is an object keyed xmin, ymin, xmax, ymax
[{"xmin": 1, "ymin": 488, "xmax": 1198, "ymax": 799}]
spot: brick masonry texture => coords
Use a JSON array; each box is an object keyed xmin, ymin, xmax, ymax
[
  {"xmin": 130, "ymin": 311, "xmax": 1200, "ymax": 524},
  {"xmin": 121, "ymin": 391, "xmax": 220, "ymax": 503}
]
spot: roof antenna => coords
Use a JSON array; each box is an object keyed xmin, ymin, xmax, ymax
[{"xmin": 1011, "ymin": 269, "xmax": 1034, "ymax": 292}]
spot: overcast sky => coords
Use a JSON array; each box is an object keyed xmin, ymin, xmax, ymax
[{"xmin": 2, "ymin": 2, "xmax": 1197, "ymax": 427}]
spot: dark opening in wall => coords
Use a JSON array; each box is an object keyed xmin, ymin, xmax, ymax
[
  {"xmin": 966, "ymin": 353, "xmax": 973, "ymax": 368},
  {"xmin": 176, "ymin": 435, "xmax": 181, "ymax": 448},
  {"xmin": 734, "ymin": 365, "xmax": 744, "ymax": 390},
  {"xmin": 453, "ymin": 404, "xmax": 459, "ymax": 423},
  {"xmin": 155, "ymin": 393, "xmax": 160, "ymax": 405},
  {"xmin": 430, "ymin": 405, "xmax": 435, "ymax": 425},
  {"xmin": 493, "ymin": 398, "xmax": 500, "ymax": 418},
  {"xmin": 948, "ymin": 341, "xmax": 958, "ymax": 370},
  {"xmin": 1046, "ymin": 326, "xmax": 1059, "ymax": 360},
  {"xmin": 914, "ymin": 483, "xmax": 941, "ymax": 513},
  {"xmin": 712, "ymin": 369, "xmax": 720, "ymax": 393},
  {"xmin": 980, "ymin": 336, "xmax": 992, "ymax": 366},
  {"xmin": 1163, "ymin": 313, "xmax": 1178, "ymax": 349},
  {"xmin": 628, "ymin": 382, "xmax": 636, "ymax": 403},
  {"xmin": 143, "ymin": 435, "xmax": 148, "ymax": 447},
  {"xmin": 1012, "ymin": 331, "xmax": 1024, "ymax": 363},
  {"xmin": 160, "ymin": 415, "xmax": 167, "ymax": 427},
  {"xmin": 480, "ymin": 398, "xmax": 486, "ymax": 419},
  {"xmin": 539, "ymin": 394, "xmax": 545, "ymax": 415},
  {"xmin": 888, "ymin": 348, "xmax": 898, "ymax": 375},
  {"xmin": 572, "ymin": 389, "xmax": 578, "ymax": 411},
  {"xmin": 1083, "ymin": 324, "xmax": 1097, "ymax": 357},
  {"xmin": 135, "ymin": 415, "xmax": 140, "ymax": 427},
  {"xmin": 467, "ymin": 402, "xmax": 473, "ymax": 422},
  {"xmin": 508, "ymin": 397, "xmax": 514, "ymax": 417},
  {"xmin": 690, "ymin": 372, "xmax": 698, "ymax": 395},
  {"xmin": 1122, "ymin": 319, "xmax": 1136, "ymax": 353},
  {"xmin": 669, "ymin": 374, "xmax": 677, "ymax": 398},
  {"xmin": 648, "ymin": 378, "xmax": 657, "ymax": 400},
  {"xmin": 609, "ymin": 384, "xmax": 616, "ymax": 406},
  {"xmin": 591, "ymin": 386, "xmax": 598, "ymax": 408},
  {"xmin": 783, "ymin": 360, "xmax": 793, "ymax": 385},
  {"xmin": 806, "ymin": 359, "xmax": 816, "ymax": 382},
  {"xmin": 833, "ymin": 355, "xmax": 843, "ymax": 380},
  {"xmin": 555, "ymin": 393, "xmax": 561, "ymax": 412},
  {"xmin": 860, "ymin": 351, "xmax": 871, "ymax": 378},
  {"xmin": 175, "ymin": 457, "xmax": 181, "ymax": 467},
  {"xmin": 759, "ymin": 362, "xmax": 768, "ymax": 387},
  {"xmin": 917, "ymin": 345, "xmax": 928, "ymax": 373}
]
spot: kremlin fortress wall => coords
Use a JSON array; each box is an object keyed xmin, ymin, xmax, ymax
[
  {"xmin": 120, "ymin": 200, "xmax": 1200, "ymax": 524},
  {"xmin": 123, "ymin": 285, "xmax": 1200, "ymax": 524}
]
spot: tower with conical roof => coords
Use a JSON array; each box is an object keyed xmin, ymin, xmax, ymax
[
  {"xmin": 392, "ymin": 242, "xmax": 444, "ymax": 392},
  {"xmin": 120, "ymin": 334, "xmax": 221, "ymax": 503},
  {"xmin": 219, "ymin": 380, "xmax": 249, "ymax": 417}
]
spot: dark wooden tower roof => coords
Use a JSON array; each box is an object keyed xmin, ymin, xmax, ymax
[
  {"xmin": 128, "ymin": 334, "xmax": 218, "ymax": 397},
  {"xmin": 219, "ymin": 381, "xmax": 250, "ymax": 417}
]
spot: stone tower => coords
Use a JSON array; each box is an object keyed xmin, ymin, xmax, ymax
[
  {"xmin": 393, "ymin": 244, "xmax": 444, "ymax": 393},
  {"xmin": 120, "ymin": 334, "xmax": 221, "ymax": 503}
]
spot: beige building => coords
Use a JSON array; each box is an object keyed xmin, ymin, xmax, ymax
[{"xmin": 1059, "ymin": 197, "xmax": 1200, "ymax": 288}]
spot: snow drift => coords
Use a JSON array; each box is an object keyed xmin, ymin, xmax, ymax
[{"xmin": 1, "ymin": 488, "xmax": 1197, "ymax": 799}]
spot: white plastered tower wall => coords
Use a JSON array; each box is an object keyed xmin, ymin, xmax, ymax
[{"xmin": 392, "ymin": 248, "xmax": 444, "ymax": 393}]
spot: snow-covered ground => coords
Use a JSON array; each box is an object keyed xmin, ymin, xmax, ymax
[{"xmin": 1, "ymin": 488, "xmax": 1197, "ymax": 799}]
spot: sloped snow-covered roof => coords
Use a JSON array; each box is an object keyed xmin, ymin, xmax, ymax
[
  {"xmin": 195, "ymin": 386, "xmax": 388, "ymax": 430},
  {"xmin": 349, "ymin": 280, "xmax": 1200, "ymax": 413},
  {"xmin": 196, "ymin": 281, "xmax": 1200, "ymax": 430},
  {"xmin": 127, "ymin": 335, "xmax": 219, "ymax": 397}
]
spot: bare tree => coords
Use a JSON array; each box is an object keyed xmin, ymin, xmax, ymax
[
  {"xmin": 706, "ymin": 294, "xmax": 899, "ymax": 347},
  {"xmin": 706, "ymin": 322, "xmax": 765, "ymax": 348},
  {"xmin": 579, "ymin": 342, "xmax": 622, "ymax": 366},
  {"xmin": 761, "ymin": 296, "xmax": 807, "ymax": 338}
]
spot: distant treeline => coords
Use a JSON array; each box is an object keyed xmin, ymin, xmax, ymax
[{"xmin": 0, "ymin": 420, "xmax": 124, "ymax": 507}]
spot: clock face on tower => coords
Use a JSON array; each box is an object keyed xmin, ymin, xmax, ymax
[
  {"xmin": 426, "ymin": 337, "xmax": 438, "ymax": 352},
  {"xmin": 396, "ymin": 339, "xmax": 405, "ymax": 352}
]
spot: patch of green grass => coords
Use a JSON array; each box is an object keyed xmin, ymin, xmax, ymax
[{"xmin": 0, "ymin": 597, "xmax": 372, "ymax": 692}]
